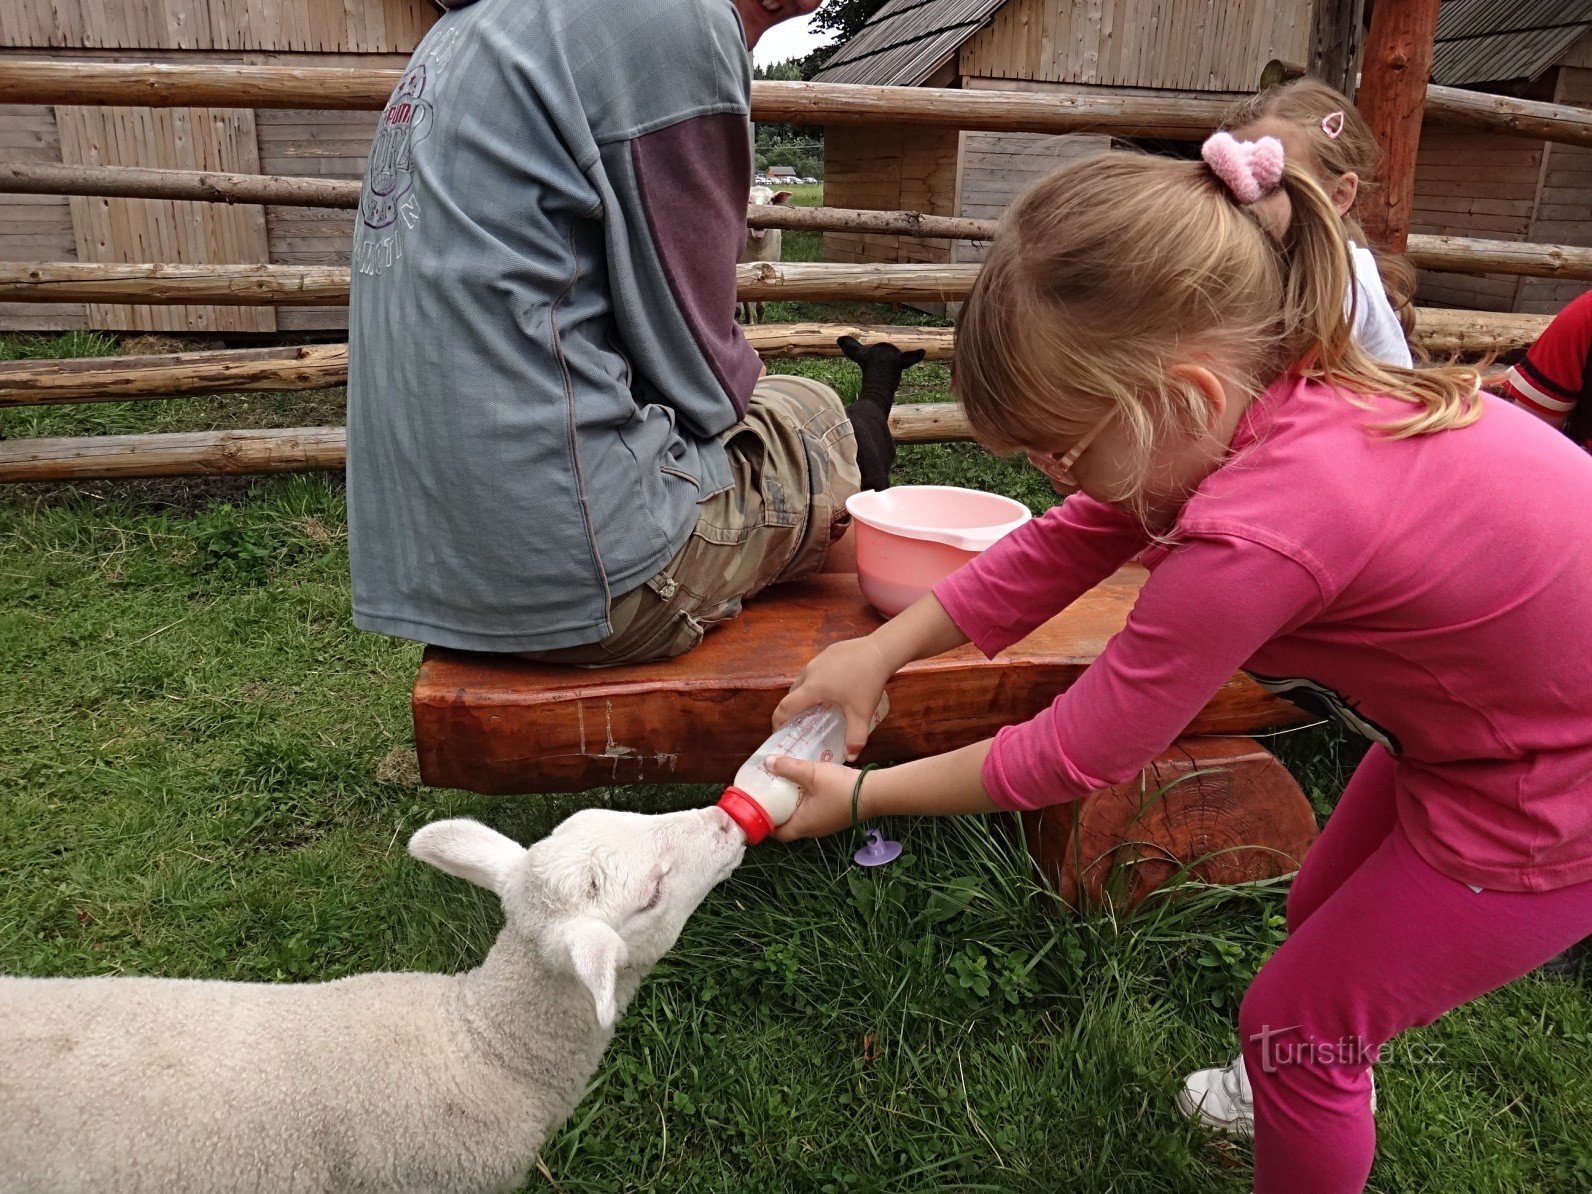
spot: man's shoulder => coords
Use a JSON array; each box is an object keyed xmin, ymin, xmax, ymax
[{"xmin": 562, "ymin": 0, "xmax": 751, "ymax": 141}]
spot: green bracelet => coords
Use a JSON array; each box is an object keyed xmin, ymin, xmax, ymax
[{"xmin": 851, "ymin": 764, "xmax": 880, "ymax": 828}]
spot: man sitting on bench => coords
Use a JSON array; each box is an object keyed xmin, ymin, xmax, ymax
[{"xmin": 346, "ymin": 0, "xmax": 865, "ymax": 666}]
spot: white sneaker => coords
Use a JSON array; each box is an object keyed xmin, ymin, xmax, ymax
[
  {"xmin": 1178, "ymin": 1054, "xmax": 1256, "ymax": 1136},
  {"xmin": 1176, "ymin": 1054, "xmax": 1377, "ymax": 1137}
]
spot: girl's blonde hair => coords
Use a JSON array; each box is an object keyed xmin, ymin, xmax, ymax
[
  {"xmin": 953, "ymin": 152, "xmax": 1482, "ymax": 517},
  {"xmin": 1222, "ymin": 77, "xmax": 1417, "ymax": 335}
]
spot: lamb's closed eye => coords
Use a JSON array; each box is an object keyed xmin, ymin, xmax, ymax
[{"xmin": 635, "ymin": 870, "xmax": 667, "ymax": 914}]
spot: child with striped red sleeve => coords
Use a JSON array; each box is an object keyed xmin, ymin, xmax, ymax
[{"xmin": 1496, "ymin": 289, "xmax": 1592, "ymax": 450}]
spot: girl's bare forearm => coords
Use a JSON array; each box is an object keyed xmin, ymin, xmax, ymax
[
  {"xmin": 867, "ymin": 592, "xmax": 970, "ymax": 672},
  {"xmin": 863, "ymin": 739, "xmax": 1000, "ymax": 818}
]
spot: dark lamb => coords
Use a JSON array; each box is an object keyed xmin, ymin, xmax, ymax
[{"xmin": 838, "ymin": 336, "xmax": 926, "ymax": 492}]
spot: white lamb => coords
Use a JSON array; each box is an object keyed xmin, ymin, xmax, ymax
[
  {"xmin": 0, "ymin": 806, "xmax": 744, "ymax": 1193},
  {"xmin": 740, "ymin": 184, "xmax": 793, "ymax": 323}
]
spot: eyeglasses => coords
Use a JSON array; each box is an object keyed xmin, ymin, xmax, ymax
[{"xmin": 1029, "ymin": 412, "xmax": 1113, "ymax": 492}]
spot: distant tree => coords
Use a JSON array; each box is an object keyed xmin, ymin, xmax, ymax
[
  {"xmin": 809, "ymin": 0, "xmax": 893, "ymax": 45},
  {"xmin": 758, "ymin": 145, "xmax": 824, "ymax": 181},
  {"xmin": 755, "ymin": 56, "xmax": 822, "ymax": 153},
  {"xmin": 753, "ymin": 59, "xmax": 806, "ymax": 82},
  {"xmin": 798, "ymin": 0, "xmax": 893, "ymax": 78}
]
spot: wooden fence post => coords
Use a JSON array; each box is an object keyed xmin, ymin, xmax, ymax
[{"xmin": 1356, "ymin": 0, "xmax": 1443, "ymax": 250}]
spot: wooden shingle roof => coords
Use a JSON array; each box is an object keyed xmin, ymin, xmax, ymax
[
  {"xmin": 1432, "ymin": 0, "xmax": 1592, "ymax": 87},
  {"xmin": 811, "ymin": 0, "xmax": 1008, "ymax": 87}
]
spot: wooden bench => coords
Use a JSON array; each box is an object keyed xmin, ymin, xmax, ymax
[
  {"xmin": 413, "ymin": 567, "xmax": 1307, "ymax": 792},
  {"xmin": 413, "ymin": 568, "xmax": 1318, "ymax": 904}
]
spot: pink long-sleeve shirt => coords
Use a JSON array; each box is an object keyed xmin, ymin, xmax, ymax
[{"xmin": 935, "ymin": 376, "xmax": 1592, "ymax": 893}]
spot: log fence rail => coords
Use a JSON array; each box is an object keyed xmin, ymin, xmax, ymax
[
  {"xmin": 0, "ymin": 310, "xmax": 1550, "ymax": 409},
  {"xmin": 5, "ymin": 162, "xmax": 1592, "ymax": 283},
  {"xmin": 2, "ymin": 60, "xmax": 1590, "ymax": 147}
]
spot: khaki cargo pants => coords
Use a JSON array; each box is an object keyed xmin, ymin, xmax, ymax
[{"xmin": 524, "ymin": 374, "xmax": 860, "ymax": 666}]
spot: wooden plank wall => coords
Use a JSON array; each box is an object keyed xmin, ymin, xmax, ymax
[
  {"xmin": 56, "ymin": 106, "xmax": 275, "ymax": 333},
  {"xmin": 1517, "ymin": 64, "xmax": 1592, "ymax": 315},
  {"xmin": 0, "ymin": 1, "xmax": 435, "ymax": 53},
  {"xmin": 822, "ymin": 124, "xmax": 959, "ymax": 268},
  {"xmin": 1403, "ymin": 29, "xmax": 1592, "ymax": 317},
  {"xmin": 0, "ymin": 104, "xmax": 85, "ymax": 330},
  {"xmin": 958, "ymin": 0, "xmax": 1310, "ymax": 92},
  {"xmin": 1, "ymin": 1, "xmax": 436, "ymax": 332},
  {"xmin": 953, "ymin": 130, "xmax": 1109, "ymax": 264},
  {"xmin": 257, "ymin": 108, "xmax": 380, "ymax": 331}
]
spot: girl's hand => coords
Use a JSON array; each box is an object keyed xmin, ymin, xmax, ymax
[
  {"xmin": 765, "ymin": 755, "xmax": 862, "ymax": 840},
  {"xmin": 773, "ymin": 636, "xmax": 894, "ymax": 760}
]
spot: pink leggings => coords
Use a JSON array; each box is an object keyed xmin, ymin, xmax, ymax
[{"xmin": 1240, "ymin": 745, "xmax": 1592, "ymax": 1193}]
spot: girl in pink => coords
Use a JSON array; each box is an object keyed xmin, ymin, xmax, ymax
[{"xmin": 764, "ymin": 135, "xmax": 1592, "ymax": 1193}]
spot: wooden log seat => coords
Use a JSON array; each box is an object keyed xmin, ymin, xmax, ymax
[
  {"xmin": 413, "ymin": 567, "xmax": 1309, "ymax": 795},
  {"xmin": 1021, "ymin": 737, "xmax": 1318, "ymax": 910}
]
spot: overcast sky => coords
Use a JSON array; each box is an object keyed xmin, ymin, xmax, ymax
[{"xmin": 753, "ymin": 13, "xmax": 834, "ymax": 66}]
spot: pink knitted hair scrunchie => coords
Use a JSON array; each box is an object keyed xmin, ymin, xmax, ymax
[{"xmin": 1201, "ymin": 131, "xmax": 1285, "ymax": 204}]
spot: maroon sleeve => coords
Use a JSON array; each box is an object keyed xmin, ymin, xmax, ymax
[{"xmin": 631, "ymin": 112, "xmax": 762, "ymax": 418}]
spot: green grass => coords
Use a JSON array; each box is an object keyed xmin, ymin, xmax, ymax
[{"xmin": 3, "ymin": 330, "xmax": 1591, "ymax": 1192}]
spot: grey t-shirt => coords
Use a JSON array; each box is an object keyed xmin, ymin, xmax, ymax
[{"xmin": 347, "ymin": 0, "xmax": 762, "ymax": 652}]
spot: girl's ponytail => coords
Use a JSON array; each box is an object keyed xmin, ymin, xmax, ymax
[{"xmin": 1271, "ymin": 160, "xmax": 1357, "ymax": 376}]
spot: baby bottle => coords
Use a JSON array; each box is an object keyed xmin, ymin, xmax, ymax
[{"xmin": 716, "ymin": 695, "xmax": 890, "ymax": 843}]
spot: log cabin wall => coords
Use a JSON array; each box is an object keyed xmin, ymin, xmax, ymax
[
  {"xmin": 1408, "ymin": 128, "xmax": 1542, "ymax": 313},
  {"xmin": 954, "ymin": 0, "xmax": 1309, "ymax": 241},
  {"xmin": 821, "ymin": 124, "xmax": 960, "ymax": 268},
  {"xmin": 822, "ymin": 0, "xmax": 1590, "ymax": 318},
  {"xmin": 951, "ymin": 128, "xmax": 1108, "ymax": 265},
  {"xmin": 1408, "ymin": 25, "xmax": 1592, "ymax": 317},
  {"xmin": 956, "ymin": 0, "xmax": 1308, "ymax": 92},
  {"xmin": 0, "ymin": 101, "xmax": 80, "ymax": 331},
  {"xmin": 0, "ymin": 0, "xmax": 438, "ymax": 333},
  {"xmin": 1408, "ymin": 75, "xmax": 1592, "ymax": 314},
  {"xmin": 1517, "ymin": 58, "xmax": 1592, "ymax": 314}
]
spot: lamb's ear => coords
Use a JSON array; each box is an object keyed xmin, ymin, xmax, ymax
[
  {"xmin": 901, "ymin": 348, "xmax": 926, "ymax": 368},
  {"xmin": 836, "ymin": 335, "xmax": 864, "ymax": 363},
  {"xmin": 558, "ymin": 917, "xmax": 628, "ymax": 1029},
  {"xmin": 408, "ymin": 819, "xmax": 526, "ymax": 896},
  {"xmin": 772, "ymin": 190, "xmax": 793, "ymax": 205}
]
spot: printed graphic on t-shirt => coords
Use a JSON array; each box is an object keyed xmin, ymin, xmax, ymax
[
  {"xmin": 1248, "ymin": 672, "xmax": 1403, "ymax": 754},
  {"xmin": 361, "ymin": 64, "xmax": 432, "ymax": 233},
  {"xmin": 354, "ymin": 25, "xmax": 464, "ymax": 277}
]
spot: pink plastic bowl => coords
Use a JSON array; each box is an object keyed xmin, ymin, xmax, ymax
[{"xmin": 846, "ymin": 485, "xmax": 1033, "ymax": 617}]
